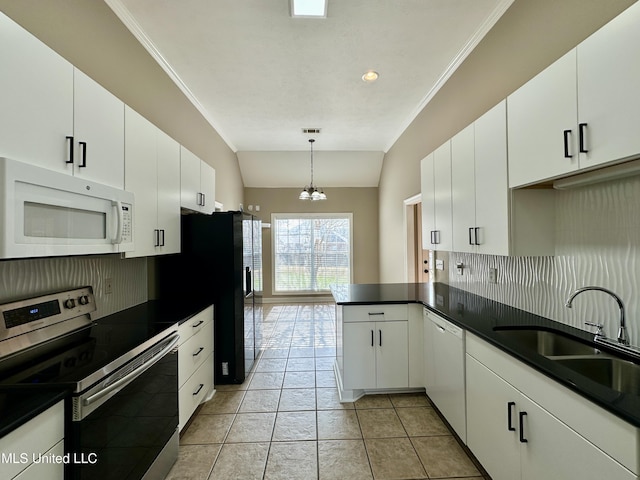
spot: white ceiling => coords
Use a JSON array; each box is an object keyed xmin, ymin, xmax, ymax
[{"xmin": 106, "ymin": 0, "xmax": 513, "ymax": 188}]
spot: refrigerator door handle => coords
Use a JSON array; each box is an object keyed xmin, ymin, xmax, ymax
[{"xmin": 245, "ymin": 266, "xmax": 252, "ymax": 297}]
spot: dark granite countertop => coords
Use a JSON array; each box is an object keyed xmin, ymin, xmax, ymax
[
  {"xmin": 0, "ymin": 300, "xmax": 211, "ymax": 439},
  {"xmin": 331, "ymin": 282, "xmax": 640, "ymax": 428}
]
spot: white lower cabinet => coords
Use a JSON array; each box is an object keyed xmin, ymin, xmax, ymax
[
  {"xmin": 178, "ymin": 306, "xmax": 215, "ymax": 431},
  {"xmin": 466, "ymin": 334, "xmax": 636, "ymax": 480},
  {"xmin": 0, "ymin": 401, "xmax": 64, "ymax": 480}
]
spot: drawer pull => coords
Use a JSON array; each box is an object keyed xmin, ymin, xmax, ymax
[
  {"xmin": 519, "ymin": 411, "xmax": 528, "ymax": 443},
  {"xmin": 192, "ymin": 320, "xmax": 205, "ymax": 328},
  {"xmin": 579, "ymin": 122, "xmax": 589, "ymax": 153},
  {"xmin": 193, "ymin": 383, "xmax": 204, "ymax": 396},
  {"xmin": 193, "ymin": 347, "xmax": 205, "ymax": 357},
  {"xmin": 367, "ymin": 312, "xmax": 384, "ymax": 316},
  {"xmin": 379, "ymin": 329, "xmax": 382, "ymax": 346},
  {"xmin": 507, "ymin": 401, "xmax": 516, "ymax": 432},
  {"xmin": 563, "ymin": 129, "xmax": 573, "ymax": 158},
  {"xmin": 371, "ymin": 329, "xmax": 374, "ymax": 347}
]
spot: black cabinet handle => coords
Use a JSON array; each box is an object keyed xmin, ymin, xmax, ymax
[
  {"xmin": 563, "ymin": 129, "xmax": 573, "ymax": 158},
  {"xmin": 193, "ymin": 346, "xmax": 205, "ymax": 357},
  {"xmin": 468, "ymin": 227, "xmax": 474, "ymax": 246},
  {"xmin": 507, "ymin": 401, "xmax": 516, "ymax": 431},
  {"xmin": 430, "ymin": 230, "xmax": 435, "ymax": 245},
  {"xmin": 202, "ymin": 193, "xmax": 206, "ymax": 206},
  {"xmin": 192, "ymin": 320, "xmax": 205, "ymax": 328},
  {"xmin": 474, "ymin": 227, "xmax": 480, "ymax": 245},
  {"xmin": 371, "ymin": 330, "xmax": 374, "ymax": 347},
  {"xmin": 579, "ymin": 123, "xmax": 588, "ymax": 153},
  {"xmin": 379, "ymin": 329, "xmax": 382, "ymax": 347},
  {"xmin": 193, "ymin": 383, "xmax": 204, "ymax": 396},
  {"xmin": 154, "ymin": 229, "xmax": 160, "ymax": 247},
  {"xmin": 79, "ymin": 141, "xmax": 87, "ymax": 167},
  {"xmin": 519, "ymin": 411, "xmax": 528, "ymax": 443},
  {"xmin": 160, "ymin": 229, "xmax": 166, "ymax": 247},
  {"xmin": 66, "ymin": 136, "xmax": 74, "ymax": 164}
]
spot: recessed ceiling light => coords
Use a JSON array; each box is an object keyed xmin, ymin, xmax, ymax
[
  {"xmin": 362, "ymin": 71, "xmax": 379, "ymax": 83},
  {"xmin": 290, "ymin": 0, "xmax": 327, "ymax": 18}
]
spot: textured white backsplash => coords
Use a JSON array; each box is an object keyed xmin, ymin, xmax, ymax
[
  {"xmin": 0, "ymin": 255, "xmax": 147, "ymax": 319},
  {"xmin": 446, "ymin": 175, "xmax": 640, "ymax": 345}
]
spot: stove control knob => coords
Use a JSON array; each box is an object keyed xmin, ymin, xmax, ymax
[
  {"xmin": 64, "ymin": 298, "xmax": 76, "ymax": 309},
  {"xmin": 78, "ymin": 295, "xmax": 90, "ymax": 306}
]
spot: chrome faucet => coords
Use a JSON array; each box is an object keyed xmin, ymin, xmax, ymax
[{"xmin": 565, "ymin": 286, "xmax": 629, "ymax": 346}]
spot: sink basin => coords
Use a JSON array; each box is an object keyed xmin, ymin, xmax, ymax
[
  {"xmin": 494, "ymin": 328, "xmax": 599, "ymax": 357},
  {"xmin": 553, "ymin": 357, "xmax": 640, "ymax": 396}
]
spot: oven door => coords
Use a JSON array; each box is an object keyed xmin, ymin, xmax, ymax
[{"xmin": 66, "ymin": 332, "xmax": 179, "ymax": 480}]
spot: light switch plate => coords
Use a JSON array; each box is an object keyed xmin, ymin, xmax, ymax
[{"xmin": 488, "ymin": 268, "xmax": 497, "ymax": 283}]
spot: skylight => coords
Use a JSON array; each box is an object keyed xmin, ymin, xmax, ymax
[{"xmin": 290, "ymin": 0, "xmax": 327, "ymax": 18}]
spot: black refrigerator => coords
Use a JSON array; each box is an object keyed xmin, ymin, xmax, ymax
[{"xmin": 157, "ymin": 212, "xmax": 263, "ymax": 384}]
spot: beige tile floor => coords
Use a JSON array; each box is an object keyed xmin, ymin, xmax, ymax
[{"xmin": 166, "ymin": 303, "xmax": 490, "ymax": 480}]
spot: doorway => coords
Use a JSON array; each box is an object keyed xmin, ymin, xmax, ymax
[{"xmin": 404, "ymin": 195, "xmax": 429, "ymax": 283}]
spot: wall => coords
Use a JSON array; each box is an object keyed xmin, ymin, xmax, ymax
[
  {"xmin": 0, "ymin": 255, "xmax": 147, "ymax": 319},
  {"xmin": 244, "ymin": 187, "xmax": 379, "ymax": 299},
  {"xmin": 0, "ymin": 0, "xmax": 244, "ymax": 210},
  {"xmin": 443, "ymin": 175, "xmax": 640, "ymax": 345},
  {"xmin": 378, "ymin": 0, "xmax": 636, "ymax": 283}
]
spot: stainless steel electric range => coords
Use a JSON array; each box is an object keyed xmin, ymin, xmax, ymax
[{"xmin": 0, "ymin": 287, "xmax": 179, "ymax": 480}]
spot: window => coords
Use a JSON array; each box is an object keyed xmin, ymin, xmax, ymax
[{"xmin": 272, "ymin": 213, "xmax": 352, "ymax": 294}]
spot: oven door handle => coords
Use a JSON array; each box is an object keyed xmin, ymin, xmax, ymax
[{"xmin": 82, "ymin": 332, "xmax": 180, "ymax": 407}]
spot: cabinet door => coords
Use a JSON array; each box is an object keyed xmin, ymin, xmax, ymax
[
  {"xmin": 451, "ymin": 124, "xmax": 476, "ymax": 253},
  {"xmin": 433, "ymin": 141, "xmax": 453, "ymax": 251},
  {"xmin": 474, "ymin": 100, "xmax": 509, "ymax": 255},
  {"xmin": 73, "ymin": 68, "xmax": 125, "ymax": 188},
  {"xmin": 577, "ymin": 2, "xmax": 640, "ymax": 170},
  {"xmin": 376, "ymin": 321, "xmax": 408, "ymax": 389},
  {"xmin": 507, "ymin": 50, "xmax": 579, "ymax": 187},
  {"xmin": 124, "ymin": 107, "xmax": 158, "ymax": 258},
  {"xmin": 519, "ymin": 395, "xmax": 635, "ymax": 480},
  {"xmin": 0, "ymin": 13, "xmax": 74, "ymax": 172},
  {"xmin": 156, "ymin": 130, "xmax": 181, "ymax": 254},
  {"xmin": 466, "ymin": 355, "xmax": 520, "ymax": 480},
  {"xmin": 180, "ymin": 146, "xmax": 202, "ymax": 212},
  {"xmin": 200, "ymin": 161, "xmax": 216, "ymax": 214},
  {"xmin": 343, "ymin": 322, "xmax": 376, "ymax": 390},
  {"xmin": 420, "ymin": 154, "xmax": 436, "ymax": 250}
]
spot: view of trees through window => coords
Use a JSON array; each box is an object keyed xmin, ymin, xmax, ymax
[{"xmin": 273, "ymin": 214, "xmax": 351, "ymax": 293}]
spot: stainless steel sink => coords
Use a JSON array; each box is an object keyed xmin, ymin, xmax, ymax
[
  {"xmin": 553, "ymin": 357, "xmax": 640, "ymax": 396},
  {"xmin": 494, "ymin": 328, "xmax": 599, "ymax": 357}
]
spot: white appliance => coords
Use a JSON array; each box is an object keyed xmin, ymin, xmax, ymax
[{"xmin": 0, "ymin": 157, "xmax": 134, "ymax": 258}]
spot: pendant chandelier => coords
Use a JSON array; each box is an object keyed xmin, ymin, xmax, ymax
[{"xmin": 299, "ymin": 138, "xmax": 327, "ymax": 201}]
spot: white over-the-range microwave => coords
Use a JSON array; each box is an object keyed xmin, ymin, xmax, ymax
[{"xmin": 0, "ymin": 157, "xmax": 134, "ymax": 259}]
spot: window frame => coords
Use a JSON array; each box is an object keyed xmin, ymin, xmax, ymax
[{"xmin": 270, "ymin": 212, "xmax": 354, "ymax": 296}]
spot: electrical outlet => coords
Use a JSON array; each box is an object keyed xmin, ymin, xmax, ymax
[
  {"xmin": 435, "ymin": 259, "xmax": 444, "ymax": 271},
  {"xmin": 222, "ymin": 362, "xmax": 229, "ymax": 376},
  {"xmin": 105, "ymin": 278, "xmax": 113, "ymax": 294},
  {"xmin": 488, "ymin": 268, "xmax": 497, "ymax": 284}
]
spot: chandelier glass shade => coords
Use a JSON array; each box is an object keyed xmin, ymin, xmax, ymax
[{"xmin": 299, "ymin": 139, "xmax": 326, "ymax": 201}]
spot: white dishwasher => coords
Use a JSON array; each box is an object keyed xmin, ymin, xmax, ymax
[{"xmin": 424, "ymin": 308, "xmax": 467, "ymax": 443}]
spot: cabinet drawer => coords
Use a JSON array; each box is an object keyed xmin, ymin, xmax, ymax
[
  {"xmin": 179, "ymin": 318, "xmax": 214, "ymax": 388},
  {"xmin": 0, "ymin": 401, "xmax": 64, "ymax": 479},
  {"xmin": 13, "ymin": 440, "xmax": 64, "ymax": 480},
  {"xmin": 343, "ymin": 304, "xmax": 408, "ymax": 322},
  {"xmin": 179, "ymin": 352, "xmax": 214, "ymax": 431},
  {"xmin": 178, "ymin": 305, "xmax": 213, "ymax": 346}
]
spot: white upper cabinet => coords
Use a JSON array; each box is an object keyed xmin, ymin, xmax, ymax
[
  {"xmin": 125, "ymin": 107, "xmax": 180, "ymax": 257},
  {"xmin": 576, "ymin": 2, "xmax": 640, "ymax": 170},
  {"xmin": 0, "ymin": 13, "xmax": 124, "ymax": 188},
  {"xmin": 72, "ymin": 69, "xmax": 125, "ymax": 189},
  {"xmin": 507, "ymin": 50, "xmax": 579, "ymax": 188},
  {"xmin": 451, "ymin": 124, "xmax": 476, "ymax": 254},
  {"xmin": 508, "ymin": 3, "xmax": 640, "ymax": 187},
  {"xmin": 180, "ymin": 146, "xmax": 216, "ymax": 214},
  {"xmin": 0, "ymin": 12, "xmax": 73, "ymax": 171},
  {"xmin": 421, "ymin": 142, "xmax": 453, "ymax": 251}
]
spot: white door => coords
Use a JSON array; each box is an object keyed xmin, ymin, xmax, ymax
[
  {"xmin": 124, "ymin": 107, "xmax": 158, "ymax": 258},
  {"xmin": 156, "ymin": 129, "xmax": 181, "ymax": 255},
  {"xmin": 507, "ymin": 50, "xmax": 579, "ymax": 187},
  {"xmin": 433, "ymin": 141, "xmax": 453, "ymax": 251},
  {"xmin": 577, "ymin": 2, "xmax": 640, "ymax": 170},
  {"xmin": 72, "ymin": 69, "xmax": 125, "ymax": 189},
  {"xmin": 451, "ymin": 124, "xmax": 476, "ymax": 253},
  {"xmin": 466, "ymin": 355, "xmax": 521, "ymax": 480},
  {"xmin": 180, "ymin": 146, "xmax": 202, "ymax": 212},
  {"xmin": 342, "ymin": 322, "xmax": 376, "ymax": 390},
  {"xmin": 200, "ymin": 161, "xmax": 216, "ymax": 214},
  {"xmin": 0, "ymin": 13, "xmax": 73, "ymax": 172},
  {"xmin": 375, "ymin": 321, "xmax": 408, "ymax": 389},
  {"xmin": 474, "ymin": 100, "xmax": 509, "ymax": 255},
  {"xmin": 420, "ymin": 154, "xmax": 436, "ymax": 250}
]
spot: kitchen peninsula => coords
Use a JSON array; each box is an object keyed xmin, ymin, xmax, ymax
[{"xmin": 332, "ymin": 282, "xmax": 640, "ymax": 480}]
